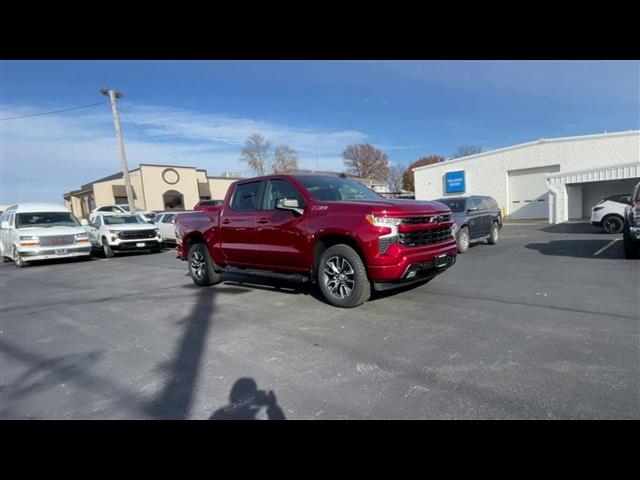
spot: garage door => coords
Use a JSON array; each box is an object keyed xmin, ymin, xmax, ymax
[{"xmin": 508, "ymin": 165, "xmax": 560, "ymax": 220}]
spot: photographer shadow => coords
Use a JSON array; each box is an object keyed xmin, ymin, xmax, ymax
[{"xmin": 210, "ymin": 377, "xmax": 286, "ymax": 420}]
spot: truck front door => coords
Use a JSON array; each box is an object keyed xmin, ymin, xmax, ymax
[{"xmin": 251, "ymin": 179, "xmax": 308, "ymax": 271}]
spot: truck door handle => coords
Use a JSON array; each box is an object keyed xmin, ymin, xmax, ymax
[
  {"xmin": 256, "ymin": 217, "xmax": 269, "ymax": 224},
  {"xmin": 222, "ymin": 218, "xmax": 231, "ymax": 224}
]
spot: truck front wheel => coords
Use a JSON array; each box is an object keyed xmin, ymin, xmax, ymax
[
  {"xmin": 318, "ymin": 244, "xmax": 370, "ymax": 308},
  {"xmin": 188, "ymin": 243, "xmax": 221, "ymax": 286}
]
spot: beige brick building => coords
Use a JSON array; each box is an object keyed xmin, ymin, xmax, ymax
[{"xmin": 63, "ymin": 164, "xmax": 240, "ymax": 219}]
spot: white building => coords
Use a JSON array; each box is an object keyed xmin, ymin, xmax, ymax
[{"xmin": 413, "ymin": 130, "xmax": 640, "ymax": 223}]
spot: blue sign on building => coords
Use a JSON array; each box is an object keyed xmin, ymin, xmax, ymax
[{"xmin": 445, "ymin": 170, "xmax": 466, "ymax": 194}]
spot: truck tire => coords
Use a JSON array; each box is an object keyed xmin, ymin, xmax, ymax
[
  {"xmin": 317, "ymin": 244, "xmax": 370, "ymax": 308},
  {"xmin": 188, "ymin": 242, "xmax": 221, "ymax": 286},
  {"xmin": 487, "ymin": 221, "xmax": 499, "ymax": 245},
  {"xmin": 102, "ymin": 238, "xmax": 115, "ymax": 258},
  {"xmin": 457, "ymin": 226, "xmax": 470, "ymax": 253},
  {"xmin": 13, "ymin": 247, "xmax": 29, "ymax": 268},
  {"xmin": 623, "ymin": 226, "xmax": 640, "ymax": 259}
]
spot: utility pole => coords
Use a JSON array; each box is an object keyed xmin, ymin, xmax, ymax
[{"xmin": 100, "ymin": 87, "xmax": 135, "ymax": 214}]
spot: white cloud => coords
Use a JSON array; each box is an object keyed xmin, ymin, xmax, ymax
[{"xmin": 0, "ymin": 102, "xmax": 369, "ymax": 203}]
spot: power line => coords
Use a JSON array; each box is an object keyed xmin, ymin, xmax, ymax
[
  {"xmin": 0, "ymin": 101, "xmax": 108, "ymax": 122},
  {"xmin": 119, "ymin": 109, "xmax": 184, "ymax": 164}
]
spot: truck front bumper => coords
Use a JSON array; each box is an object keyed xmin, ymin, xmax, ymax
[
  {"xmin": 18, "ymin": 245, "xmax": 92, "ymax": 262},
  {"xmin": 368, "ymin": 240, "xmax": 458, "ymax": 290},
  {"xmin": 110, "ymin": 239, "xmax": 162, "ymax": 251}
]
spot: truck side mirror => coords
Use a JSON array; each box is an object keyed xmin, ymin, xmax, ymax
[
  {"xmin": 276, "ymin": 198, "xmax": 304, "ymax": 216},
  {"xmin": 80, "ymin": 219, "xmax": 89, "ymax": 226},
  {"xmin": 1, "ymin": 220, "xmax": 9, "ymax": 229}
]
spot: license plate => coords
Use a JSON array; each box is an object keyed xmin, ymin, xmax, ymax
[
  {"xmin": 55, "ymin": 248, "xmax": 67, "ymax": 255},
  {"xmin": 136, "ymin": 242, "xmax": 145, "ymax": 247},
  {"xmin": 435, "ymin": 254, "xmax": 448, "ymax": 268}
]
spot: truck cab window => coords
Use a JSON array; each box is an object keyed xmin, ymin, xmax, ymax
[
  {"xmin": 263, "ymin": 180, "xmax": 304, "ymax": 210},
  {"xmin": 231, "ymin": 182, "xmax": 261, "ymax": 211}
]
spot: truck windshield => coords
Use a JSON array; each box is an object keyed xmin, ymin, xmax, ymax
[
  {"xmin": 16, "ymin": 212, "xmax": 80, "ymax": 228},
  {"xmin": 434, "ymin": 198, "xmax": 466, "ymax": 212},
  {"xmin": 103, "ymin": 215, "xmax": 144, "ymax": 225},
  {"xmin": 298, "ymin": 176, "xmax": 382, "ymax": 201}
]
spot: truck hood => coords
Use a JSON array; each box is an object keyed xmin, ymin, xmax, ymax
[
  {"xmin": 16, "ymin": 226, "xmax": 88, "ymax": 237},
  {"xmin": 320, "ymin": 199, "xmax": 452, "ymax": 216}
]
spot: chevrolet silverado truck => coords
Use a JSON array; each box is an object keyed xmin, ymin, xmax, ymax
[{"xmin": 175, "ymin": 174, "xmax": 457, "ymax": 308}]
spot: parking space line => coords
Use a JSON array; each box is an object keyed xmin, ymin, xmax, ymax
[{"xmin": 593, "ymin": 239, "xmax": 620, "ymax": 256}]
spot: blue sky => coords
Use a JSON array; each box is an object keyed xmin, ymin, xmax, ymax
[{"xmin": 1, "ymin": 60, "xmax": 638, "ymax": 204}]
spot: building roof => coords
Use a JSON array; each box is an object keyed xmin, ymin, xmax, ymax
[{"xmin": 413, "ymin": 129, "xmax": 640, "ymax": 173}]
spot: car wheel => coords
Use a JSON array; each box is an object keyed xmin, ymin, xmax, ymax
[
  {"xmin": 188, "ymin": 242, "xmax": 221, "ymax": 286},
  {"xmin": 623, "ymin": 226, "xmax": 640, "ymax": 259},
  {"xmin": 13, "ymin": 247, "xmax": 29, "ymax": 268},
  {"xmin": 487, "ymin": 221, "xmax": 499, "ymax": 245},
  {"xmin": 602, "ymin": 215, "xmax": 624, "ymax": 234},
  {"xmin": 318, "ymin": 244, "xmax": 371, "ymax": 308},
  {"xmin": 102, "ymin": 238, "xmax": 115, "ymax": 258},
  {"xmin": 457, "ymin": 227, "xmax": 470, "ymax": 253}
]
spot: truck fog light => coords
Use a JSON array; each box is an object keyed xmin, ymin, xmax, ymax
[{"xmin": 406, "ymin": 270, "xmax": 417, "ymax": 279}]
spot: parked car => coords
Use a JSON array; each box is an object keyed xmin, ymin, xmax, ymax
[
  {"xmin": 623, "ymin": 182, "xmax": 640, "ymax": 259},
  {"xmin": 175, "ymin": 174, "xmax": 457, "ymax": 308},
  {"xmin": 154, "ymin": 211, "xmax": 191, "ymax": 245},
  {"xmin": 90, "ymin": 205, "xmax": 156, "ymax": 223},
  {"xmin": 194, "ymin": 199, "xmax": 224, "ymax": 211},
  {"xmin": 0, "ymin": 203, "xmax": 92, "ymax": 268},
  {"xmin": 86, "ymin": 213, "xmax": 163, "ymax": 257},
  {"xmin": 590, "ymin": 193, "xmax": 632, "ymax": 234},
  {"xmin": 432, "ymin": 196, "xmax": 502, "ymax": 254}
]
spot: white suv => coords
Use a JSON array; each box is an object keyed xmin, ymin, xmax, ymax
[
  {"xmin": 90, "ymin": 205, "xmax": 156, "ymax": 223},
  {"xmin": 87, "ymin": 213, "xmax": 163, "ymax": 257},
  {"xmin": 590, "ymin": 194, "xmax": 632, "ymax": 234},
  {"xmin": 0, "ymin": 203, "xmax": 92, "ymax": 268}
]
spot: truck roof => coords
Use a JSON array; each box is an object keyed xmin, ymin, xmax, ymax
[{"xmin": 3, "ymin": 203, "xmax": 71, "ymax": 214}]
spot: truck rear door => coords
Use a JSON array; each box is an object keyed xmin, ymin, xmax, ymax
[{"xmin": 220, "ymin": 180, "xmax": 263, "ymax": 266}]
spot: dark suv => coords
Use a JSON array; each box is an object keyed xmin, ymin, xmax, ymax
[
  {"xmin": 623, "ymin": 181, "xmax": 640, "ymax": 259},
  {"xmin": 433, "ymin": 196, "xmax": 502, "ymax": 253}
]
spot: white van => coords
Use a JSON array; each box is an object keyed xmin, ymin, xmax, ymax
[{"xmin": 0, "ymin": 203, "xmax": 92, "ymax": 268}]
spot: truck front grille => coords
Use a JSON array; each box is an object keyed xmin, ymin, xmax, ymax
[
  {"xmin": 399, "ymin": 227, "xmax": 452, "ymax": 247},
  {"xmin": 401, "ymin": 215, "xmax": 452, "ymax": 225},
  {"xmin": 39, "ymin": 235, "xmax": 76, "ymax": 246},
  {"xmin": 120, "ymin": 230, "xmax": 157, "ymax": 240}
]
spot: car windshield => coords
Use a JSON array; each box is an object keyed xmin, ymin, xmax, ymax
[
  {"xmin": 103, "ymin": 215, "xmax": 144, "ymax": 225},
  {"xmin": 16, "ymin": 211, "xmax": 80, "ymax": 228},
  {"xmin": 434, "ymin": 198, "xmax": 466, "ymax": 212},
  {"xmin": 297, "ymin": 176, "xmax": 382, "ymax": 201}
]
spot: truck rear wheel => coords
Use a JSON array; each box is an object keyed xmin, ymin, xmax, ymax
[
  {"xmin": 188, "ymin": 242, "xmax": 221, "ymax": 286},
  {"xmin": 318, "ymin": 244, "xmax": 370, "ymax": 308}
]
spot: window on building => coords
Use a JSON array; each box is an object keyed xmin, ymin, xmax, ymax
[
  {"xmin": 163, "ymin": 190, "xmax": 185, "ymax": 210},
  {"xmin": 114, "ymin": 196, "xmax": 129, "ymax": 205}
]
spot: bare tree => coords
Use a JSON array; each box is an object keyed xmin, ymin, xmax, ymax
[
  {"xmin": 451, "ymin": 145, "xmax": 482, "ymax": 159},
  {"xmin": 342, "ymin": 144, "xmax": 390, "ymax": 181},
  {"xmin": 387, "ymin": 164, "xmax": 405, "ymax": 192},
  {"xmin": 402, "ymin": 155, "xmax": 445, "ymax": 191},
  {"xmin": 240, "ymin": 133, "xmax": 272, "ymax": 176},
  {"xmin": 270, "ymin": 144, "xmax": 299, "ymax": 173}
]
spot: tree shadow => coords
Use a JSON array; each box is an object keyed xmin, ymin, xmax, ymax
[
  {"xmin": 209, "ymin": 377, "xmax": 286, "ymax": 420},
  {"xmin": 525, "ymin": 239, "xmax": 625, "ymax": 259}
]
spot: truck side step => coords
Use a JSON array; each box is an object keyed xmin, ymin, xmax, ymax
[{"xmin": 222, "ymin": 266, "xmax": 310, "ymax": 283}]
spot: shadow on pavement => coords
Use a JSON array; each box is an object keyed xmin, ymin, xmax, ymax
[
  {"xmin": 540, "ymin": 222, "xmax": 606, "ymax": 235},
  {"xmin": 210, "ymin": 377, "xmax": 286, "ymax": 420},
  {"xmin": 525, "ymin": 239, "xmax": 624, "ymax": 259}
]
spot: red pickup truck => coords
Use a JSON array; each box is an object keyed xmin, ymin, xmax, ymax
[{"xmin": 175, "ymin": 174, "xmax": 457, "ymax": 307}]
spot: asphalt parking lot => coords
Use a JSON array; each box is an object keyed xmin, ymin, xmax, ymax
[{"xmin": 1, "ymin": 223, "xmax": 638, "ymax": 419}]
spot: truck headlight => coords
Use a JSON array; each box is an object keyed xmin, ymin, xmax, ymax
[
  {"xmin": 366, "ymin": 215, "xmax": 403, "ymax": 227},
  {"xmin": 75, "ymin": 233, "xmax": 90, "ymax": 243},
  {"xmin": 109, "ymin": 230, "xmax": 122, "ymax": 236},
  {"xmin": 19, "ymin": 235, "xmax": 40, "ymax": 247}
]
